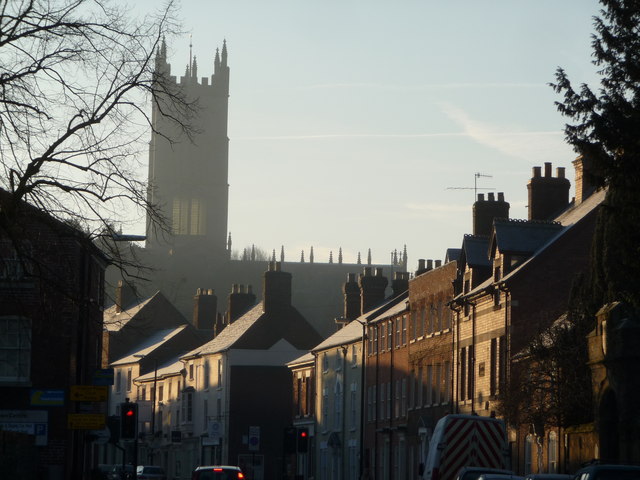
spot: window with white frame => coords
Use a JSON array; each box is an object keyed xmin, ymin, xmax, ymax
[
  {"xmin": 548, "ymin": 431, "xmax": 558, "ymax": 473},
  {"xmin": 126, "ymin": 368, "xmax": 132, "ymax": 392},
  {"xmin": 116, "ymin": 370, "xmax": 122, "ymax": 393},
  {"xmin": 524, "ymin": 434, "xmax": 533, "ymax": 474},
  {"xmin": 0, "ymin": 316, "xmax": 31, "ymax": 382},
  {"xmin": 334, "ymin": 381, "xmax": 343, "ymax": 430},
  {"xmin": 203, "ymin": 360, "xmax": 210, "ymax": 389}
]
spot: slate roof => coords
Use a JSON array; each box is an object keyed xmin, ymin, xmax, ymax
[
  {"xmin": 461, "ymin": 235, "xmax": 491, "ymax": 268},
  {"xmin": 490, "ymin": 219, "xmax": 563, "ymax": 256},
  {"xmin": 182, "ymin": 301, "xmax": 322, "ymax": 359},
  {"xmin": 103, "ymin": 293, "xmax": 156, "ymax": 332},
  {"xmin": 137, "ymin": 356, "xmax": 186, "ymax": 381},
  {"xmin": 312, "ymin": 291, "xmax": 409, "ymax": 352},
  {"xmin": 445, "ymin": 248, "xmax": 462, "ymax": 263},
  {"xmin": 110, "ymin": 325, "xmax": 189, "ymax": 365}
]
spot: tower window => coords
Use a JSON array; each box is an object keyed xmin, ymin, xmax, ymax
[{"xmin": 172, "ymin": 198, "xmax": 206, "ymax": 236}]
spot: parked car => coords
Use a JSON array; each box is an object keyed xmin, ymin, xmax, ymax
[
  {"xmin": 478, "ymin": 474, "xmax": 525, "ymax": 480},
  {"xmin": 524, "ymin": 474, "xmax": 572, "ymax": 480},
  {"xmin": 136, "ymin": 465, "xmax": 167, "ymax": 480},
  {"xmin": 191, "ymin": 465, "xmax": 245, "ymax": 479},
  {"xmin": 456, "ymin": 468, "xmax": 517, "ymax": 480},
  {"xmin": 573, "ymin": 463, "xmax": 640, "ymax": 480},
  {"xmin": 109, "ymin": 465, "xmax": 134, "ymax": 480}
]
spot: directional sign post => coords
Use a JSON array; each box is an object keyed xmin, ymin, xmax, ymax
[{"xmin": 248, "ymin": 426, "xmax": 260, "ymax": 452}]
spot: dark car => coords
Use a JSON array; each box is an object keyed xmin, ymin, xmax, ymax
[
  {"xmin": 456, "ymin": 467, "xmax": 517, "ymax": 480},
  {"xmin": 191, "ymin": 466, "xmax": 245, "ymax": 480},
  {"xmin": 573, "ymin": 464, "xmax": 640, "ymax": 480},
  {"xmin": 136, "ymin": 465, "xmax": 167, "ymax": 480}
]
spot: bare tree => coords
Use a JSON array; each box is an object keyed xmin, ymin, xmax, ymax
[{"xmin": 0, "ymin": 0, "xmax": 194, "ymax": 267}]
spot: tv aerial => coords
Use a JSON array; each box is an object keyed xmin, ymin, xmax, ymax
[{"xmin": 447, "ymin": 172, "xmax": 495, "ymax": 199}]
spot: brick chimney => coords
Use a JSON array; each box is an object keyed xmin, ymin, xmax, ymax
[
  {"xmin": 359, "ymin": 267, "xmax": 388, "ymax": 313},
  {"xmin": 527, "ymin": 162, "xmax": 571, "ymax": 220},
  {"xmin": 115, "ymin": 279, "xmax": 136, "ymax": 313},
  {"xmin": 227, "ymin": 284, "xmax": 256, "ymax": 323},
  {"xmin": 343, "ymin": 273, "xmax": 361, "ymax": 321},
  {"xmin": 572, "ymin": 156, "xmax": 595, "ymax": 205},
  {"xmin": 391, "ymin": 271, "xmax": 409, "ymax": 297},
  {"xmin": 473, "ymin": 192, "xmax": 510, "ymax": 236},
  {"xmin": 262, "ymin": 261, "xmax": 292, "ymax": 313},
  {"xmin": 192, "ymin": 288, "xmax": 217, "ymax": 330}
]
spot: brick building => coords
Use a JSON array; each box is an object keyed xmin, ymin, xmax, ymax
[{"xmin": 0, "ymin": 190, "xmax": 107, "ymax": 480}]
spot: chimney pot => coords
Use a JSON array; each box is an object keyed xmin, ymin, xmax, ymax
[
  {"xmin": 544, "ymin": 162, "xmax": 552, "ymax": 177},
  {"xmin": 364, "ymin": 267, "xmax": 372, "ymax": 276},
  {"xmin": 533, "ymin": 166, "xmax": 541, "ymax": 177},
  {"xmin": 498, "ymin": 192, "xmax": 504, "ymax": 202},
  {"xmin": 488, "ymin": 192, "xmax": 495, "ymax": 201},
  {"xmin": 478, "ymin": 193, "xmax": 485, "ymax": 201},
  {"xmin": 557, "ymin": 167, "xmax": 565, "ymax": 178},
  {"xmin": 435, "ymin": 260, "xmax": 442, "ymax": 268},
  {"xmin": 427, "ymin": 259, "xmax": 433, "ymax": 270},
  {"xmin": 375, "ymin": 267, "xmax": 384, "ymax": 277}
]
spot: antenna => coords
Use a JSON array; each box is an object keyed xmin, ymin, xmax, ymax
[{"xmin": 447, "ymin": 172, "xmax": 495, "ymax": 199}]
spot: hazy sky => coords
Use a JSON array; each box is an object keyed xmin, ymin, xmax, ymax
[{"xmin": 136, "ymin": 0, "xmax": 601, "ymax": 267}]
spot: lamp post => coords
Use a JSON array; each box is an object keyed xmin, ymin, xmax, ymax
[{"xmin": 133, "ymin": 354, "xmax": 159, "ymax": 463}]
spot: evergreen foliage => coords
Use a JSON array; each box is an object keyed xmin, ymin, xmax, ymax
[{"xmin": 552, "ymin": 0, "xmax": 640, "ymax": 310}]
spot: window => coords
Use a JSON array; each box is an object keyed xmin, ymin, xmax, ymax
[
  {"xmin": 351, "ymin": 344, "xmax": 358, "ymax": 367},
  {"xmin": 127, "ymin": 368, "xmax": 132, "ymax": 392},
  {"xmin": 350, "ymin": 386, "xmax": 357, "ymax": 429},
  {"xmin": 203, "ymin": 361, "xmax": 210, "ymax": 389},
  {"xmin": 548, "ymin": 431, "xmax": 558, "ymax": 473},
  {"xmin": 373, "ymin": 326, "xmax": 378, "ymax": 354},
  {"xmin": 395, "ymin": 319, "xmax": 401, "ymax": 347},
  {"xmin": 410, "ymin": 311, "xmax": 417, "ymax": 341},
  {"xmin": 490, "ymin": 338, "xmax": 498, "ymax": 395},
  {"xmin": 524, "ymin": 434, "xmax": 533, "ymax": 474},
  {"xmin": 322, "ymin": 352, "xmax": 329, "ymax": 372},
  {"xmin": 417, "ymin": 366, "xmax": 423, "ymax": 407},
  {"xmin": 401, "ymin": 378, "xmax": 407, "ymax": 416},
  {"xmin": 387, "ymin": 320, "xmax": 392, "ymax": 349},
  {"xmin": 443, "ymin": 361, "xmax": 451, "ymax": 403},
  {"xmin": 0, "ymin": 316, "xmax": 31, "ymax": 382},
  {"xmin": 116, "ymin": 370, "xmax": 122, "ymax": 393},
  {"xmin": 323, "ymin": 388, "xmax": 329, "ymax": 425},
  {"xmin": 418, "ymin": 309, "xmax": 425, "ymax": 337},
  {"xmin": 379, "ymin": 383, "xmax": 385, "ymax": 420},
  {"xmin": 380, "ymin": 323, "xmax": 386, "ymax": 351},
  {"xmin": 434, "ymin": 364, "xmax": 441, "ymax": 404},
  {"xmin": 335, "ymin": 349, "xmax": 342, "ymax": 370},
  {"xmin": 334, "ymin": 382, "xmax": 343, "ymax": 430},
  {"xmin": 467, "ymin": 345, "xmax": 474, "ymax": 401},
  {"xmin": 386, "ymin": 381, "xmax": 391, "ymax": 419},
  {"xmin": 426, "ymin": 365, "xmax": 433, "ymax": 405},
  {"xmin": 189, "ymin": 363, "xmax": 194, "ymax": 380},
  {"xmin": 182, "ymin": 391, "xmax": 193, "ymax": 422},
  {"xmin": 401, "ymin": 316, "xmax": 407, "ymax": 345},
  {"xmin": 394, "ymin": 380, "xmax": 400, "ymax": 418},
  {"xmin": 172, "ymin": 197, "xmax": 206, "ymax": 235},
  {"xmin": 0, "ymin": 241, "xmax": 32, "ymax": 281},
  {"xmin": 460, "ymin": 348, "xmax": 466, "ymax": 401}
]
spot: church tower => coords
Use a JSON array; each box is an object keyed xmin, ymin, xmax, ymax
[{"xmin": 146, "ymin": 39, "xmax": 230, "ymax": 265}]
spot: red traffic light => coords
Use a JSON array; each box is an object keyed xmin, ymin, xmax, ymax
[
  {"xmin": 125, "ymin": 409, "xmax": 134, "ymax": 417},
  {"xmin": 300, "ymin": 430, "xmax": 307, "ymax": 438}
]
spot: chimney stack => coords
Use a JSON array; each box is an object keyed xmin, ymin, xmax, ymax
[
  {"xmin": 572, "ymin": 156, "xmax": 595, "ymax": 205},
  {"xmin": 192, "ymin": 288, "xmax": 217, "ymax": 330},
  {"xmin": 527, "ymin": 162, "xmax": 571, "ymax": 220},
  {"xmin": 359, "ymin": 267, "xmax": 388, "ymax": 313},
  {"xmin": 262, "ymin": 261, "xmax": 292, "ymax": 313},
  {"xmin": 227, "ymin": 284, "xmax": 256, "ymax": 323},
  {"xmin": 473, "ymin": 191, "xmax": 510, "ymax": 236},
  {"xmin": 392, "ymin": 271, "xmax": 409, "ymax": 297},
  {"xmin": 343, "ymin": 273, "xmax": 361, "ymax": 321},
  {"xmin": 415, "ymin": 259, "xmax": 427, "ymax": 277},
  {"xmin": 115, "ymin": 280, "xmax": 136, "ymax": 313}
]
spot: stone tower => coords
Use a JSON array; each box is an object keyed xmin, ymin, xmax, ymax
[{"xmin": 146, "ymin": 39, "xmax": 230, "ymax": 264}]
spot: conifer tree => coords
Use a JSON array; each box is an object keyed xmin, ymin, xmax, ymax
[{"xmin": 552, "ymin": 0, "xmax": 640, "ymax": 310}]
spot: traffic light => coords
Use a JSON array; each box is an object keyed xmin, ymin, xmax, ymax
[
  {"xmin": 120, "ymin": 402, "xmax": 138, "ymax": 440},
  {"xmin": 297, "ymin": 428, "xmax": 308, "ymax": 453}
]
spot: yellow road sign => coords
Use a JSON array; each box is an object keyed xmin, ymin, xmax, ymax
[
  {"xmin": 67, "ymin": 413, "xmax": 106, "ymax": 430},
  {"xmin": 70, "ymin": 385, "xmax": 108, "ymax": 402}
]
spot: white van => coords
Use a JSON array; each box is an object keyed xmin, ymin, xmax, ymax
[{"xmin": 422, "ymin": 414, "xmax": 511, "ymax": 480}]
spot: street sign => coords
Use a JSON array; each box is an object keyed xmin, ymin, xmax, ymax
[
  {"xmin": 67, "ymin": 413, "xmax": 106, "ymax": 430},
  {"xmin": 92, "ymin": 368, "xmax": 115, "ymax": 386},
  {"xmin": 30, "ymin": 389, "xmax": 64, "ymax": 406},
  {"xmin": 248, "ymin": 426, "xmax": 260, "ymax": 452},
  {"xmin": 70, "ymin": 385, "xmax": 108, "ymax": 402},
  {"xmin": 0, "ymin": 410, "xmax": 48, "ymax": 446},
  {"xmin": 203, "ymin": 421, "xmax": 221, "ymax": 446}
]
